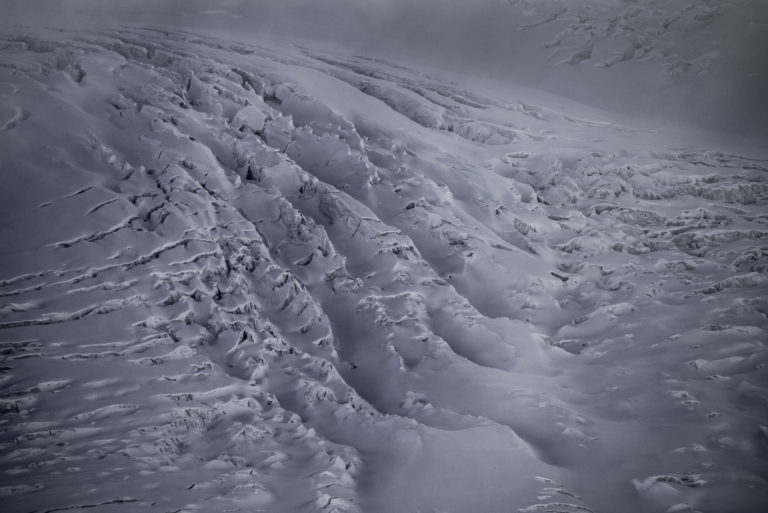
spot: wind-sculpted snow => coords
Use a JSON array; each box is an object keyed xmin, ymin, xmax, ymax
[{"xmin": 0, "ymin": 27, "xmax": 767, "ymax": 513}]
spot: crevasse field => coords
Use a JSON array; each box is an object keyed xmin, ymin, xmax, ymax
[{"xmin": 1, "ymin": 2, "xmax": 767, "ymax": 513}]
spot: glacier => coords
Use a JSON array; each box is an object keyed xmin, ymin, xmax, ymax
[{"xmin": 1, "ymin": 6, "xmax": 767, "ymax": 513}]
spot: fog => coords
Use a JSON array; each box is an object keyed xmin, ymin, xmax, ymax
[{"xmin": 5, "ymin": 0, "xmax": 768, "ymax": 139}]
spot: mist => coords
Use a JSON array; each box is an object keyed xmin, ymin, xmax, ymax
[{"xmin": 4, "ymin": 0, "xmax": 767, "ymax": 138}]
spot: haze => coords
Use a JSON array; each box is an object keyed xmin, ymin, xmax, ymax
[{"xmin": 5, "ymin": 0, "xmax": 768, "ymax": 139}]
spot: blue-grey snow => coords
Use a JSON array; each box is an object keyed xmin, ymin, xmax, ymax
[{"xmin": 1, "ymin": 2, "xmax": 767, "ymax": 513}]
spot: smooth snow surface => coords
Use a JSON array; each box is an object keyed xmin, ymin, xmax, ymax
[{"xmin": 0, "ymin": 25, "xmax": 767, "ymax": 513}]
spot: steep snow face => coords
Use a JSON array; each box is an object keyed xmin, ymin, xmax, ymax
[{"xmin": 0, "ymin": 27, "xmax": 767, "ymax": 513}]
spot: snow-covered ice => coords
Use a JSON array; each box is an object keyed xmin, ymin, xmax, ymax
[{"xmin": 0, "ymin": 8, "xmax": 767, "ymax": 513}]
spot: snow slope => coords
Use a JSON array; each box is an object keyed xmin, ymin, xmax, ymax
[{"xmin": 0, "ymin": 25, "xmax": 767, "ymax": 513}]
